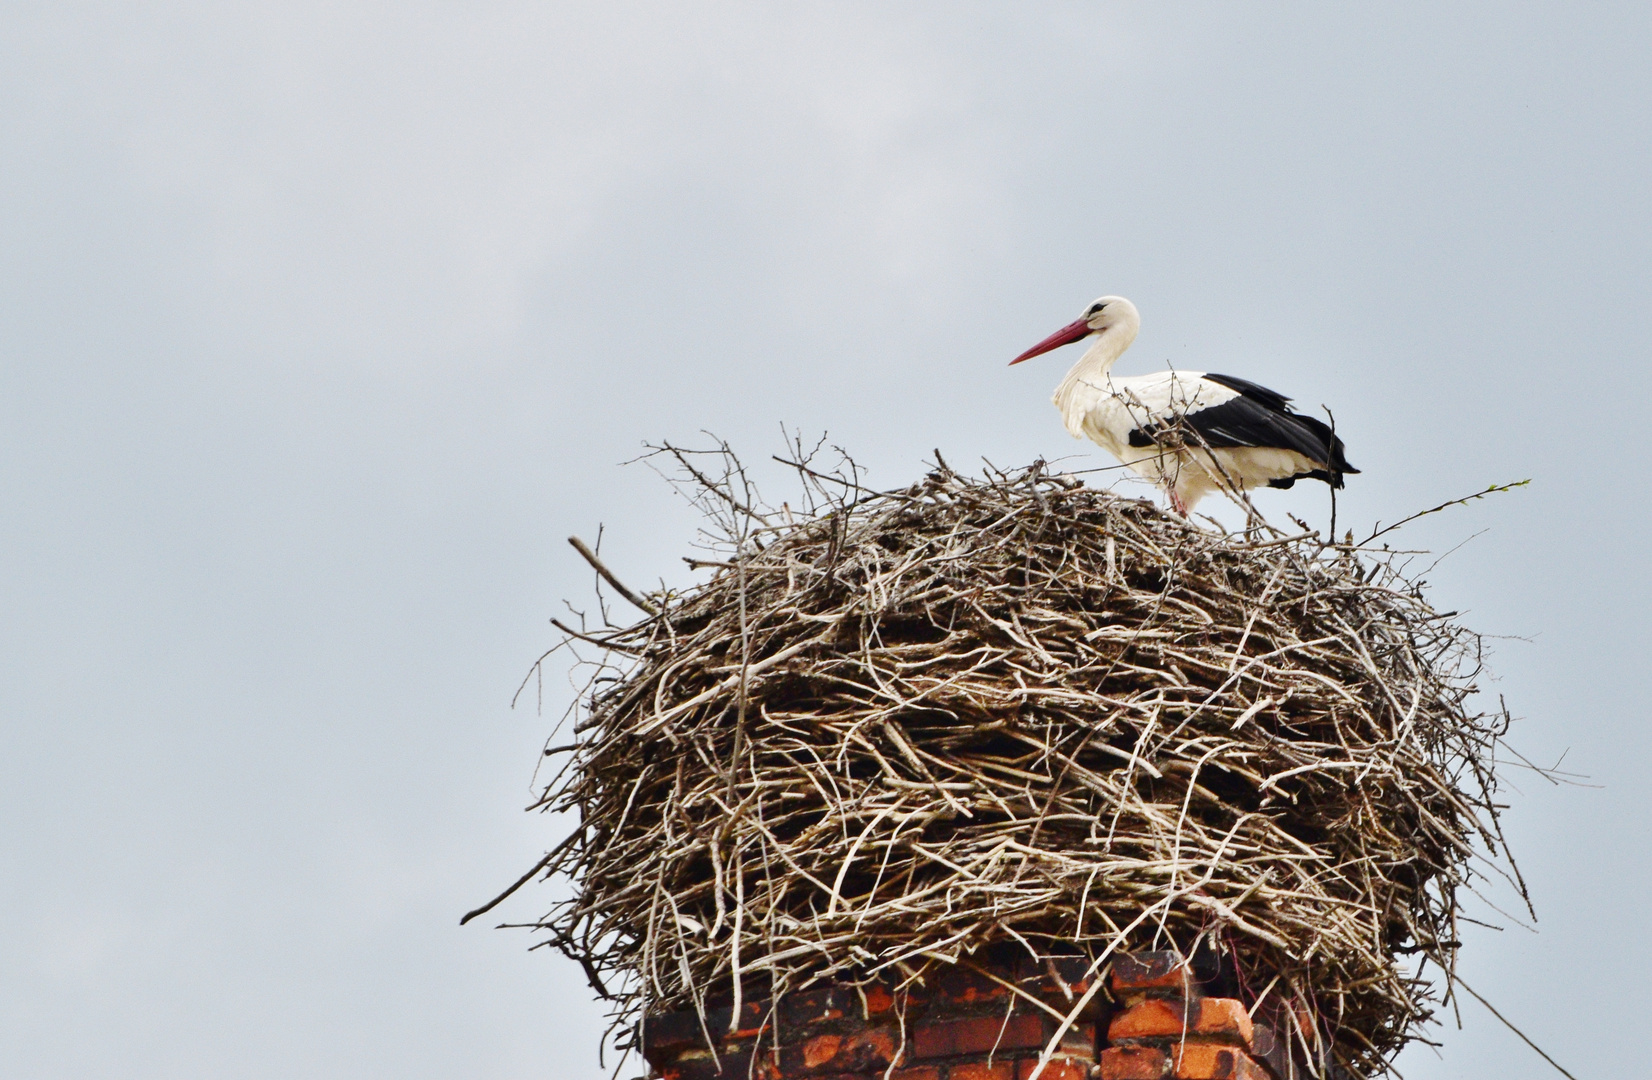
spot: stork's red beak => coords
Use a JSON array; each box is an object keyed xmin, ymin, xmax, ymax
[{"xmin": 1008, "ymin": 317, "xmax": 1094, "ymax": 365}]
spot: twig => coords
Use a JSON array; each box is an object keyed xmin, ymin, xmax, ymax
[
  {"xmin": 551, "ymin": 618, "xmax": 644, "ymax": 654},
  {"xmin": 460, "ymin": 826, "xmax": 584, "ymax": 925},
  {"xmin": 1361, "ymin": 480, "xmax": 1531, "ymax": 546},
  {"xmin": 569, "ymin": 535, "xmax": 660, "ymax": 615},
  {"xmin": 1453, "ymin": 975, "xmax": 1578, "ymax": 1080}
]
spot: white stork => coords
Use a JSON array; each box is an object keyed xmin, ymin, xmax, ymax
[{"xmin": 1010, "ymin": 296, "xmax": 1356, "ymax": 515}]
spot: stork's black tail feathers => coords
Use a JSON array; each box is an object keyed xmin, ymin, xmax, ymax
[
  {"xmin": 1197, "ymin": 373, "xmax": 1357, "ymax": 490},
  {"xmin": 1264, "ymin": 411, "xmax": 1358, "ymax": 490}
]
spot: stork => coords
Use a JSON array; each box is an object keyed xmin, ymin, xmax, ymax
[{"xmin": 1010, "ymin": 296, "xmax": 1356, "ymax": 515}]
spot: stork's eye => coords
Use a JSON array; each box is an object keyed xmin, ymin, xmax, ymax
[{"xmin": 1088, "ymin": 302, "xmax": 1108, "ymax": 316}]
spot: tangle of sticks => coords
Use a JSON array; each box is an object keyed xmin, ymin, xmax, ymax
[{"xmin": 504, "ymin": 443, "xmax": 1527, "ymax": 1078}]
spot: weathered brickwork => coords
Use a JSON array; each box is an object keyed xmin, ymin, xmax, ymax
[
  {"xmin": 1096, "ymin": 952, "xmax": 1291, "ymax": 1080},
  {"xmin": 642, "ymin": 950, "xmax": 1299, "ymax": 1080}
]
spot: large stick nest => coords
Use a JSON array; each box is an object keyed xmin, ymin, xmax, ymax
[{"xmin": 509, "ymin": 446, "xmax": 1525, "ymax": 1078}]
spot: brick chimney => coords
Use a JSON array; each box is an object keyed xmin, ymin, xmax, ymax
[{"xmin": 641, "ymin": 950, "xmax": 1301, "ymax": 1080}]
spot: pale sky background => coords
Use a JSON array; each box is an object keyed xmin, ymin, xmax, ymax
[{"xmin": 3, "ymin": 4, "xmax": 1647, "ymax": 1078}]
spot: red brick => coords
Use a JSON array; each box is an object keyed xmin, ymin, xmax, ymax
[
  {"xmin": 1189, "ymin": 1000, "xmax": 1252, "ymax": 1046},
  {"xmin": 1107, "ymin": 999, "xmax": 1251, "ymax": 1048},
  {"xmin": 950, "ymin": 1063, "xmax": 1015, "ymax": 1080},
  {"xmin": 935, "ymin": 966, "xmax": 1012, "ymax": 1008},
  {"xmin": 889, "ymin": 1069, "xmax": 941, "ymax": 1080},
  {"xmin": 782, "ymin": 1027, "xmax": 898, "ymax": 1074},
  {"xmin": 1098, "ymin": 1046, "xmax": 1170, "ymax": 1080},
  {"xmin": 658, "ymin": 1045, "xmax": 757, "ymax": 1080},
  {"xmin": 847, "ymin": 1028, "xmax": 899, "ymax": 1069},
  {"xmin": 780, "ymin": 988, "xmax": 850, "ymax": 1028},
  {"xmin": 1016, "ymin": 956, "xmax": 1097, "ymax": 1001},
  {"xmin": 1171, "ymin": 1044, "xmax": 1267, "ymax": 1080},
  {"xmin": 863, "ymin": 985, "xmax": 896, "ymax": 1016},
  {"xmin": 642, "ymin": 1012, "xmax": 721, "ymax": 1061},
  {"xmin": 1017, "ymin": 1058, "xmax": 1090, "ymax": 1080},
  {"xmin": 803, "ymin": 1035, "xmax": 844, "ymax": 1068},
  {"xmin": 912, "ymin": 1013, "xmax": 1045, "ymax": 1059},
  {"xmin": 913, "ymin": 1024, "xmax": 954, "ymax": 1060},
  {"xmin": 643, "ymin": 999, "xmax": 772, "ymax": 1065},
  {"xmin": 1108, "ymin": 999, "xmax": 1185, "ymax": 1042},
  {"xmin": 1110, "ymin": 954, "xmax": 1192, "ymax": 996},
  {"xmin": 1053, "ymin": 1023, "xmax": 1095, "ymax": 1058}
]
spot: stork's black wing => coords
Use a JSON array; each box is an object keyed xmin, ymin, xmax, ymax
[{"xmin": 1126, "ymin": 372, "xmax": 1358, "ymax": 488}]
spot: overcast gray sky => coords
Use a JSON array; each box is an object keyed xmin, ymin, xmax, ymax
[{"xmin": 3, "ymin": 4, "xmax": 1647, "ymax": 1078}]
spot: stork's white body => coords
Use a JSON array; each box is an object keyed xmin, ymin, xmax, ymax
[
  {"xmin": 1056, "ymin": 364, "xmax": 1325, "ymax": 513},
  {"xmin": 1013, "ymin": 297, "xmax": 1355, "ymax": 514}
]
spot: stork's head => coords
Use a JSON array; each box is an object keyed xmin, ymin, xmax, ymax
[{"xmin": 1009, "ymin": 295, "xmax": 1140, "ymax": 365}]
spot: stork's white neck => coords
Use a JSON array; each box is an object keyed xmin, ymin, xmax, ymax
[{"xmin": 1053, "ymin": 319, "xmax": 1138, "ymax": 433}]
